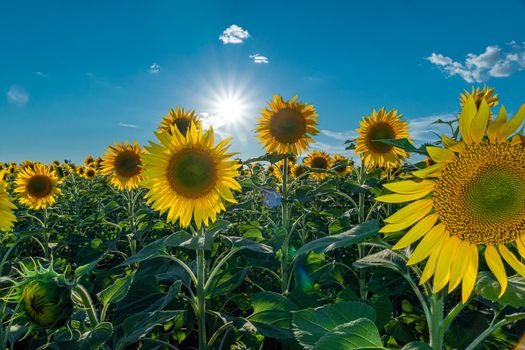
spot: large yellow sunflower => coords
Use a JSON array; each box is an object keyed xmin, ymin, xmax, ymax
[
  {"xmin": 460, "ymin": 85, "xmax": 498, "ymax": 110},
  {"xmin": 331, "ymin": 154, "xmax": 353, "ymax": 176},
  {"xmin": 0, "ymin": 173, "xmax": 17, "ymax": 231},
  {"xmin": 377, "ymin": 96, "xmax": 525, "ymax": 303},
  {"xmin": 159, "ymin": 107, "xmax": 202, "ymax": 137},
  {"xmin": 355, "ymin": 108, "xmax": 410, "ymax": 169},
  {"xmin": 255, "ymin": 95, "xmax": 319, "ymax": 155},
  {"xmin": 303, "ymin": 151, "xmax": 331, "ymax": 181},
  {"xmin": 142, "ymin": 122, "xmax": 241, "ymax": 228},
  {"xmin": 14, "ymin": 163, "xmax": 62, "ymax": 210},
  {"xmin": 101, "ymin": 141, "xmax": 145, "ymax": 190}
]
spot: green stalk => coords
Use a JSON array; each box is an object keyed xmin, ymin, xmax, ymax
[
  {"xmin": 43, "ymin": 207, "xmax": 50, "ymax": 260},
  {"xmin": 280, "ymin": 158, "xmax": 290, "ymax": 293},
  {"xmin": 73, "ymin": 285, "xmax": 99, "ymax": 327},
  {"xmin": 196, "ymin": 246, "xmax": 207, "ymax": 350},
  {"xmin": 357, "ymin": 163, "xmax": 367, "ymax": 299},
  {"xmin": 429, "ymin": 292, "xmax": 444, "ymax": 350}
]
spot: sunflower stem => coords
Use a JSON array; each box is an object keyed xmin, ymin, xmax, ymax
[
  {"xmin": 73, "ymin": 284, "xmax": 99, "ymax": 327},
  {"xmin": 280, "ymin": 158, "xmax": 291, "ymax": 294},
  {"xmin": 429, "ymin": 291, "xmax": 445, "ymax": 350},
  {"xmin": 43, "ymin": 207, "xmax": 50, "ymax": 260},
  {"xmin": 196, "ymin": 227, "xmax": 207, "ymax": 350},
  {"xmin": 357, "ymin": 164, "xmax": 368, "ymax": 299}
]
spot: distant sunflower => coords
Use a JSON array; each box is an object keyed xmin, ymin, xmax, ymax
[
  {"xmin": 101, "ymin": 141, "xmax": 145, "ymax": 190},
  {"xmin": 159, "ymin": 107, "xmax": 201, "ymax": 136},
  {"xmin": 84, "ymin": 155, "xmax": 95, "ymax": 166},
  {"xmin": 460, "ymin": 85, "xmax": 498, "ymax": 110},
  {"xmin": 0, "ymin": 176, "xmax": 17, "ymax": 231},
  {"xmin": 85, "ymin": 167, "xmax": 97, "ymax": 180},
  {"xmin": 143, "ymin": 122, "xmax": 241, "ymax": 228},
  {"xmin": 331, "ymin": 154, "xmax": 352, "ymax": 176},
  {"xmin": 377, "ymin": 96, "xmax": 525, "ymax": 303},
  {"xmin": 255, "ymin": 95, "xmax": 319, "ymax": 154},
  {"xmin": 304, "ymin": 151, "xmax": 331, "ymax": 181},
  {"xmin": 291, "ymin": 164, "xmax": 308, "ymax": 178},
  {"xmin": 76, "ymin": 166, "xmax": 86, "ymax": 177},
  {"xmin": 14, "ymin": 163, "xmax": 62, "ymax": 210},
  {"xmin": 355, "ymin": 108, "xmax": 410, "ymax": 169},
  {"xmin": 267, "ymin": 160, "xmax": 293, "ymax": 182}
]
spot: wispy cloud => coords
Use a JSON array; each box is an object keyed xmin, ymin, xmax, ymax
[
  {"xmin": 86, "ymin": 73, "xmax": 122, "ymax": 90},
  {"xmin": 408, "ymin": 114, "xmax": 455, "ymax": 145},
  {"xmin": 426, "ymin": 42, "xmax": 525, "ymax": 82},
  {"xmin": 320, "ymin": 129, "xmax": 357, "ymax": 141},
  {"xmin": 149, "ymin": 63, "xmax": 160, "ymax": 74},
  {"xmin": 35, "ymin": 71, "xmax": 48, "ymax": 79},
  {"xmin": 118, "ymin": 122, "xmax": 138, "ymax": 129},
  {"xmin": 249, "ymin": 54, "xmax": 269, "ymax": 64},
  {"xmin": 7, "ymin": 85, "xmax": 29, "ymax": 106},
  {"xmin": 219, "ymin": 24, "xmax": 250, "ymax": 44},
  {"xmin": 198, "ymin": 112, "xmax": 231, "ymax": 139}
]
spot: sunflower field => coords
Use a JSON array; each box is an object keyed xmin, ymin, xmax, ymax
[{"xmin": 1, "ymin": 86, "xmax": 524, "ymax": 350}]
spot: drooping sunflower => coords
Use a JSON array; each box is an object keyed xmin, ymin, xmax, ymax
[
  {"xmin": 0, "ymin": 175, "xmax": 17, "ymax": 231},
  {"xmin": 331, "ymin": 154, "xmax": 353, "ymax": 176},
  {"xmin": 159, "ymin": 106, "xmax": 201, "ymax": 136},
  {"xmin": 377, "ymin": 96, "xmax": 525, "ymax": 303},
  {"xmin": 460, "ymin": 85, "xmax": 498, "ymax": 110},
  {"xmin": 303, "ymin": 151, "xmax": 331, "ymax": 181},
  {"xmin": 142, "ymin": 122, "xmax": 241, "ymax": 228},
  {"xmin": 355, "ymin": 108, "xmax": 410, "ymax": 169},
  {"xmin": 14, "ymin": 163, "xmax": 62, "ymax": 210},
  {"xmin": 255, "ymin": 95, "xmax": 319, "ymax": 155},
  {"xmin": 101, "ymin": 141, "xmax": 145, "ymax": 190}
]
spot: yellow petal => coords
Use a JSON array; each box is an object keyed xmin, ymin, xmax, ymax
[
  {"xmin": 497, "ymin": 104, "xmax": 525, "ymax": 141},
  {"xmin": 470, "ymin": 99, "xmax": 490, "ymax": 144},
  {"xmin": 426, "ymin": 146, "xmax": 455, "ymax": 163},
  {"xmin": 393, "ymin": 214, "xmax": 438, "ymax": 249},
  {"xmin": 461, "ymin": 244, "xmax": 478, "ymax": 303},
  {"xmin": 413, "ymin": 163, "xmax": 446, "ymax": 179},
  {"xmin": 485, "ymin": 245, "xmax": 508, "ymax": 298},
  {"xmin": 380, "ymin": 200, "xmax": 434, "ymax": 233},
  {"xmin": 459, "ymin": 95, "xmax": 477, "ymax": 145},
  {"xmin": 420, "ymin": 234, "xmax": 448, "ymax": 284},
  {"xmin": 383, "ymin": 179, "xmax": 435, "ymax": 194},
  {"xmin": 516, "ymin": 236, "xmax": 525, "ymax": 258},
  {"xmin": 384, "ymin": 199, "xmax": 433, "ymax": 224},
  {"xmin": 376, "ymin": 191, "xmax": 432, "ymax": 203},
  {"xmin": 407, "ymin": 224, "xmax": 446, "ymax": 265},
  {"xmin": 487, "ymin": 105, "xmax": 508, "ymax": 142},
  {"xmin": 499, "ymin": 245, "xmax": 525, "ymax": 278},
  {"xmin": 433, "ymin": 235, "xmax": 461, "ymax": 292},
  {"xmin": 448, "ymin": 240, "xmax": 470, "ymax": 293}
]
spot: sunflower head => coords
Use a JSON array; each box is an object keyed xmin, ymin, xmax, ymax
[
  {"xmin": 331, "ymin": 154, "xmax": 353, "ymax": 176},
  {"xmin": 159, "ymin": 107, "xmax": 202, "ymax": 137},
  {"xmin": 101, "ymin": 141, "xmax": 145, "ymax": 190},
  {"xmin": 355, "ymin": 108, "xmax": 410, "ymax": 169},
  {"xmin": 9, "ymin": 262, "xmax": 73, "ymax": 329},
  {"xmin": 84, "ymin": 155, "xmax": 95, "ymax": 166},
  {"xmin": 255, "ymin": 95, "xmax": 319, "ymax": 155},
  {"xmin": 85, "ymin": 167, "xmax": 97, "ymax": 180},
  {"xmin": 291, "ymin": 164, "xmax": 308, "ymax": 178},
  {"xmin": 0, "ymin": 178, "xmax": 17, "ymax": 231},
  {"xmin": 76, "ymin": 165, "xmax": 86, "ymax": 177},
  {"xmin": 143, "ymin": 122, "xmax": 242, "ymax": 228},
  {"xmin": 303, "ymin": 151, "xmax": 331, "ymax": 181},
  {"xmin": 14, "ymin": 163, "xmax": 62, "ymax": 210},
  {"xmin": 460, "ymin": 85, "xmax": 498, "ymax": 110},
  {"xmin": 377, "ymin": 95, "xmax": 525, "ymax": 303}
]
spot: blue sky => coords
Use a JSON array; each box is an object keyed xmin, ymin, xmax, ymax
[{"xmin": 1, "ymin": 0, "xmax": 525, "ymax": 163}]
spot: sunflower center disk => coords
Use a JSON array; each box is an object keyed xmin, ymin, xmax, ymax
[
  {"xmin": 433, "ymin": 143, "xmax": 525, "ymax": 245},
  {"xmin": 368, "ymin": 122, "xmax": 395, "ymax": 154},
  {"xmin": 115, "ymin": 152, "xmax": 141, "ymax": 177},
  {"xmin": 26, "ymin": 175, "xmax": 53, "ymax": 198},
  {"xmin": 269, "ymin": 109, "xmax": 306, "ymax": 144},
  {"xmin": 168, "ymin": 149, "xmax": 218, "ymax": 199},
  {"xmin": 311, "ymin": 157, "xmax": 329, "ymax": 169}
]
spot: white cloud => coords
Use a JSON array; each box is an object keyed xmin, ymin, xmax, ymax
[
  {"xmin": 7, "ymin": 85, "xmax": 29, "ymax": 106},
  {"xmin": 407, "ymin": 114, "xmax": 455, "ymax": 145},
  {"xmin": 320, "ymin": 129, "xmax": 357, "ymax": 141},
  {"xmin": 118, "ymin": 122, "xmax": 138, "ymax": 129},
  {"xmin": 427, "ymin": 43, "xmax": 525, "ymax": 82},
  {"xmin": 149, "ymin": 63, "xmax": 160, "ymax": 74},
  {"xmin": 35, "ymin": 71, "xmax": 48, "ymax": 79},
  {"xmin": 249, "ymin": 54, "xmax": 269, "ymax": 64},
  {"xmin": 219, "ymin": 24, "xmax": 250, "ymax": 44}
]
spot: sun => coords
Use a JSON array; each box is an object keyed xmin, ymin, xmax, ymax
[{"xmin": 213, "ymin": 92, "xmax": 248, "ymax": 125}]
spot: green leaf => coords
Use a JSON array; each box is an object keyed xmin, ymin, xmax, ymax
[
  {"xmin": 401, "ymin": 341, "xmax": 432, "ymax": 350},
  {"xmin": 75, "ymin": 254, "xmax": 105, "ymax": 280},
  {"xmin": 248, "ymin": 292, "xmax": 298, "ymax": 339},
  {"xmin": 372, "ymin": 138, "xmax": 427, "ymax": 155},
  {"xmin": 313, "ymin": 318, "xmax": 385, "ymax": 350},
  {"xmin": 244, "ymin": 153, "xmax": 293, "ymax": 164},
  {"xmin": 295, "ymin": 220, "xmax": 379, "ymax": 258},
  {"xmin": 78, "ymin": 322, "xmax": 113, "ymax": 350},
  {"xmin": 353, "ymin": 249, "xmax": 408, "ymax": 275},
  {"xmin": 207, "ymin": 268, "xmax": 247, "ymax": 298},
  {"xmin": 292, "ymin": 301, "xmax": 377, "ymax": 349},
  {"xmin": 223, "ymin": 236, "xmax": 273, "ymax": 254},
  {"xmin": 475, "ymin": 271, "xmax": 525, "ymax": 307},
  {"xmin": 97, "ymin": 273, "xmax": 135, "ymax": 305}
]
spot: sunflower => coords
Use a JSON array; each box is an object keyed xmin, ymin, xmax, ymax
[
  {"xmin": 0, "ymin": 175, "xmax": 17, "ymax": 231},
  {"xmin": 76, "ymin": 165, "xmax": 86, "ymax": 177},
  {"xmin": 101, "ymin": 141, "xmax": 145, "ymax": 190},
  {"xmin": 331, "ymin": 154, "xmax": 352, "ymax": 176},
  {"xmin": 14, "ymin": 163, "xmax": 62, "ymax": 210},
  {"xmin": 460, "ymin": 85, "xmax": 498, "ymax": 110},
  {"xmin": 377, "ymin": 96, "xmax": 525, "ymax": 303},
  {"xmin": 355, "ymin": 108, "xmax": 410, "ymax": 169},
  {"xmin": 142, "ymin": 122, "xmax": 241, "ymax": 228},
  {"xmin": 85, "ymin": 167, "xmax": 97, "ymax": 180},
  {"xmin": 267, "ymin": 160, "xmax": 294, "ymax": 182},
  {"xmin": 159, "ymin": 106, "xmax": 201, "ymax": 136},
  {"xmin": 291, "ymin": 164, "xmax": 308, "ymax": 178},
  {"xmin": 303, "ymin": 151, "xmax": 331, "ymax": 181},
  {"xmin": 84, "ymin": 155, "xmax": 95, "ymax": 166},
  {"xmin": 255, "ymin": 95, "xmax": 319, "ymax": 155}
]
